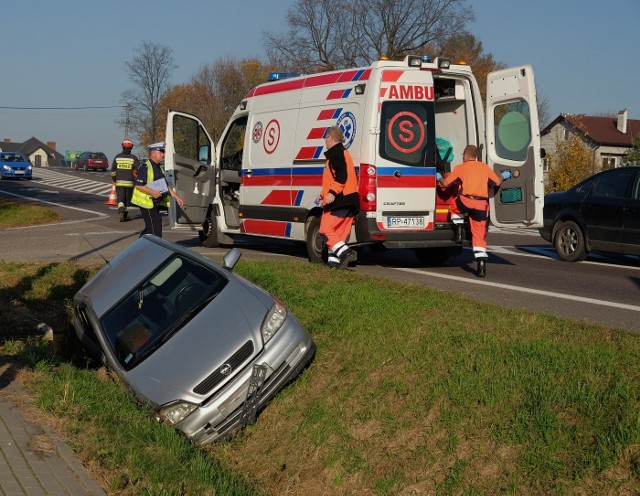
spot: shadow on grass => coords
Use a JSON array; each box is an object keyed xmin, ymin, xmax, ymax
[{"xmin": 0, "ymin": 262, "xmax": 101, "ymax": 392}]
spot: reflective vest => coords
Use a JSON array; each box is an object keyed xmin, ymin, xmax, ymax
[
  {"xmin": 321, "ymin": 145, "xmax": 359, "ymax": 212},
  {"xmin": 131, "ymin": 161, "xmax": 170, "ymax": 209},
  {"xmin": 111, "ymin": 153, "xmax": 138, "ymax": 188}
]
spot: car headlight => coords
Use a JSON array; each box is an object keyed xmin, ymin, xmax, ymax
[
  {"xmin": 261, "ymin": 299, "xmax": 287, "ymax": 344},
  {"xmin": 2, "ymin": 165, "xmax": 10, "ymax": 172},
  {"xmin": 27, "ymin": 165, "xmax": 32, "ymax": 171},
  {"xmin": 156, "ymin": 401, "xmax": 198, "ymax": 425}
]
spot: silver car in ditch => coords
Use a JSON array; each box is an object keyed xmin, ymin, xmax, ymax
[{"xmin": 73, "ymin": 235, "xmax": 315, "ymax": 444}]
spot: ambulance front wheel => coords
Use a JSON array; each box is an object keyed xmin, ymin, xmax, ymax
[
  {"xmin": 199, "ymin": 212, "xmax": 233, "ymax": 248},
  {"xmin": 305, "ymin": 216, "xmax": 327, "ymax": 264}
]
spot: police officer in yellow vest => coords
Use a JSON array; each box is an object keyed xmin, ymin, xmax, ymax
[
  {"xmin": 111, "ymin": 139, "xmax": 140, "ymax": 222},
  {"xmin": 132, "ymin": 142, "xmax": 184, "ymax": 238}
]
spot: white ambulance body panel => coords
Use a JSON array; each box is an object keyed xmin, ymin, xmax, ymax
[{"xmin": 164, "ymin": 55, "xmax": 543, "ymax": 263}]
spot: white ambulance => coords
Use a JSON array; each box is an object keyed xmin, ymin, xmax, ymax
[{"xmin": 164, "ymin": 55, "xmax": 544, "ymax": 264}]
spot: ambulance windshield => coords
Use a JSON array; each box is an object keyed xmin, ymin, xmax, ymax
[{"xmin": 379, "ymin": 101, "xmax": 436, "ymax": 167}]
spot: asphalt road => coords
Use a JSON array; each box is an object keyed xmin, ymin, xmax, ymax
[{"xmin": 2, "ymin": 167, "xmax": 639, "ymax": 334}]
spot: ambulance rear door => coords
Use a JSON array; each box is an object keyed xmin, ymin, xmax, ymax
[
  {"xmin": 165, "ymin": 110, "xmax": 216, "ymax": 230},
  {"xmin": 486, "ymin": 66, "xmax": 543, "ymax": 228},
  {"xmin": 375, "ymin": 69, "xmax": 437, "ymax": 232}
]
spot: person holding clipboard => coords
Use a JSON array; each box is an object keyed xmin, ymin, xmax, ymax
[{"xmin": 132, "ymin": 142, "xmax": 184, "ymax": 238}]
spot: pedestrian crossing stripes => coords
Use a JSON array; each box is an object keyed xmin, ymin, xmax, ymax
[{"xmin": 33, "ymin": 169, "xmax": 113, "ymax": 197}]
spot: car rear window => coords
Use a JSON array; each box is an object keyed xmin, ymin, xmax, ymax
[{"xmin": 91, "ymin": 153, "xmax": 107, "ymax": 160}]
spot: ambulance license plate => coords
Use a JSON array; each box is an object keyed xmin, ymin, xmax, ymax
[{"xmin": 387, "ymin": 216, "xmax": 425, "ymax": 228}]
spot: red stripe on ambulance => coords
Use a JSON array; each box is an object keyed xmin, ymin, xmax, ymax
[
  {"xmin": 243, "ymin": 70, "xmax": 371, "ymax": 100},
  {"xmin": 317, "ymin": 109, "xmax": 341, "ymax": 120},
  {"xmin": 261, "ymin": 190, "xmax": 296, "ymax": 206},
  {"xmin": 307, "ymin": 127, "xmax": 328, "ymax": 139},
  {"xmin": 377, "ymin": 176, "xmax": 436, "ymax": 188},
  {"xmin": 381, "ymin": 70, "xmax": 403, "ymax": 82},
  {"xmin": 241, "ymin": 220, "xmax": 288, "ymax": 236},
  {"xmin": 242, "ymin": 175, "xmax": 290, "ymax": 187},
  {"xmin": 295, "ymin": 146, "xmax": 323, "ymax": 160}
]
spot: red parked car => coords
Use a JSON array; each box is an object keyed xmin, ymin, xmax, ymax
[{"xmin": 75, "ymin": 151, "xmax": 109, "ymax": 171}]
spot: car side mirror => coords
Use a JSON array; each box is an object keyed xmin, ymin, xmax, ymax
[
  {"xmin": 540, "ymin": 148, "xmax": 546, "ymax": 159},
  {"xmin": 223, "ymin": 248, "xmax": 242, "ymax": 271}
]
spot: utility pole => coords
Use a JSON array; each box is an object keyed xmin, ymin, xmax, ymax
[{"xmin": 125, "ymin": 105, "xmax": 132, "ymax": 139}]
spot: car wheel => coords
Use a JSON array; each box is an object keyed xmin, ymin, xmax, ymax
[
  {"xmin": 554, "ymin": 220, "xmax": 587, "ymax": 262},
  {"xmin": 305, "ymin": 215, "xmax": 326, "ymax": 264},
  {"xmin": 199, "ymin": 210, "xmax": 233, "ymax": 248}
]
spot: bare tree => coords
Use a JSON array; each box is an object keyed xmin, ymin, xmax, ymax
[
  {"xmin": 265, "ymin": 0, "xmax": 351, "ymax": 72},
  {"xmin": 352, "ymin": 0, "xmax": 472, "ymax": 63},
  {"xmin": 120, "ymin": 41, "xmax": 177, "ymax": 147},
  {"xmin": 264, "ymin": 0, "xmax": 474, "ymax": 70},
  {"xmin": 191, "ymin": 57, "xmax": 275, "ymax": 138}
]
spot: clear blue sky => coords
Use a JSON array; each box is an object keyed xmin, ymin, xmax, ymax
[{"xmin": 2, "ymin": 0, "xmax": 638, "ymax": 160}]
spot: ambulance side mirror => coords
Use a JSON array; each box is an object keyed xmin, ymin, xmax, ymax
[
  {"xmin": 198, "ymin": 145, "xmax": 210, "ymax": 165},
  {"xmin": 540, "ymin": 148, "xmax": 546, "ymax": 158}
]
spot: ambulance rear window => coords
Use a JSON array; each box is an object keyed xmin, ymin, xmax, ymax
[{"xmin": 379, "ymin": 101, "xmax": 435, "ymax": 167}]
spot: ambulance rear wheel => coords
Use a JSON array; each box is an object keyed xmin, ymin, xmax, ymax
[
  {"xmin": 199, "ymin": 212, "xmax": 233, "ymax": 248},
  {"xmin": 305, "ymin": 216, "xmax": 326, "ymax": 264}
]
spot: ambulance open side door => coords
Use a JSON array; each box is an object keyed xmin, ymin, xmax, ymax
[
  {"xmin": 486, "ymin": 65, "xmax": 544, "ymax": 228},
  {"xmin": 165, "ymin": 110, "xmax": 217, "ymax": 232}
]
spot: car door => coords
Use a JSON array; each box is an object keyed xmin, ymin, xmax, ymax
[
  {"xmin": 486, "ymin": 66, "xmax": 544, "ymax": 228},
  {"xmin": 165, "ymin": 111, "xmax": 217, "ymax": 231},
  {"xmin": 622, "ymin": 168, "xmax": 640, "ymax": 254},
  {"xmin": 581, "ymin": 168, "xmax": 633, "ymax": 253}
]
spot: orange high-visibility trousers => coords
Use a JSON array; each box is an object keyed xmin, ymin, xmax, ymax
[
  {"xmin": 450, "ymin": 195, "xmax": 489, "ymax": 258},
  {"xmin": 319, "ymin": 209, "xmax": 355, "ymax": 251}
]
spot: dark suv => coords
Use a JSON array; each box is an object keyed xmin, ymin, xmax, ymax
[{"xmin": 75, "ymin": 151, "xmax": 109, "ymax": 171}]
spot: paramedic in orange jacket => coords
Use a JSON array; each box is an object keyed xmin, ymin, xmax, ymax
[
  {"xmin": 319, "ymin": 126, "xmax": 360, "ymax": 269},
  {"xmin": 437, "ymin": 144, "xmax": 511, "ymax": 278}
]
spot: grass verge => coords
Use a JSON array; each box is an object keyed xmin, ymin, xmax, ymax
[
  {"xmin": 0, "ymin": 197, "xmax": 62, "ymax": 227},
  {"xmin": 0, "ymin": 259, "xmax": 638, "ymax": 495}
]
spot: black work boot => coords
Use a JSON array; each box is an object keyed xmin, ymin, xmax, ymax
[
  {"xmin": 338, "ymin": 248, "xmax": 358, "ymax": 269},
  {"xmin": 476, "ymin": 259, "xmax": 486, "ymax": 278},
  {"xmin": 454, "ymin": 225, "xmax": 463, "ymax": 243}
]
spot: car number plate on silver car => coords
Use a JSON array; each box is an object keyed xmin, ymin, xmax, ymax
[{"xmin": 240, "ymin": 363, "xmax": 268, "ymax": 427}]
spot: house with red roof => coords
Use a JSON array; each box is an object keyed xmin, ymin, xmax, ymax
[{"xmin": 540, "ymin": 110, "xmax": 640, "ymax": 174}]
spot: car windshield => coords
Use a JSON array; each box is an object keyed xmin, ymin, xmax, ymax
[
  {"xmin": 100, "ymin": 255, "xmax": 228, "ymax": 370},
  {"xmin": 1, "ymin": 153, "xmax": 27, "ymax": 162}
]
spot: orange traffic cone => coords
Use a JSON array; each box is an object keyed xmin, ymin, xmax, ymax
[{"xmin": 106, "ymin": 183, "xmax": 118, "ymax": 206}]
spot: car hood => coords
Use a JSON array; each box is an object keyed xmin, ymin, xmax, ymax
[
  {"xmin": 543, "ymin": 191, "xmax": 568, "ymax": 203},
  {"xmin": 121, "ymin": 277, "xmax": 270, "ymax": 406}
]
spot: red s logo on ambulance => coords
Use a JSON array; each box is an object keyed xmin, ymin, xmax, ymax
[
  {"xmin": 388, "ymin": 112, "xmax": 424, "ymax": 154},
  {"xmin": 399, "ymin": 120, "xmax": 415, "ymax": 143},
  {"xmin": 263, "ymin": 119, "xmax": 281, "ymax": 155}
]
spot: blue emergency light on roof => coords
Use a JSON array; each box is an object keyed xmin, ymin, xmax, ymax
[
  {"xmin": 267, "ymin": 72, "xmax": 302, "ymax": 82},
  {"xmin": 421, "ymin": 55, "xmax": 432, "ymax": 63}
]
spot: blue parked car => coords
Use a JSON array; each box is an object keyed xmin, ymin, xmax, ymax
[{"xmin": 0, "ymin": 152, "xmax": 32, "ymax": 180}]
